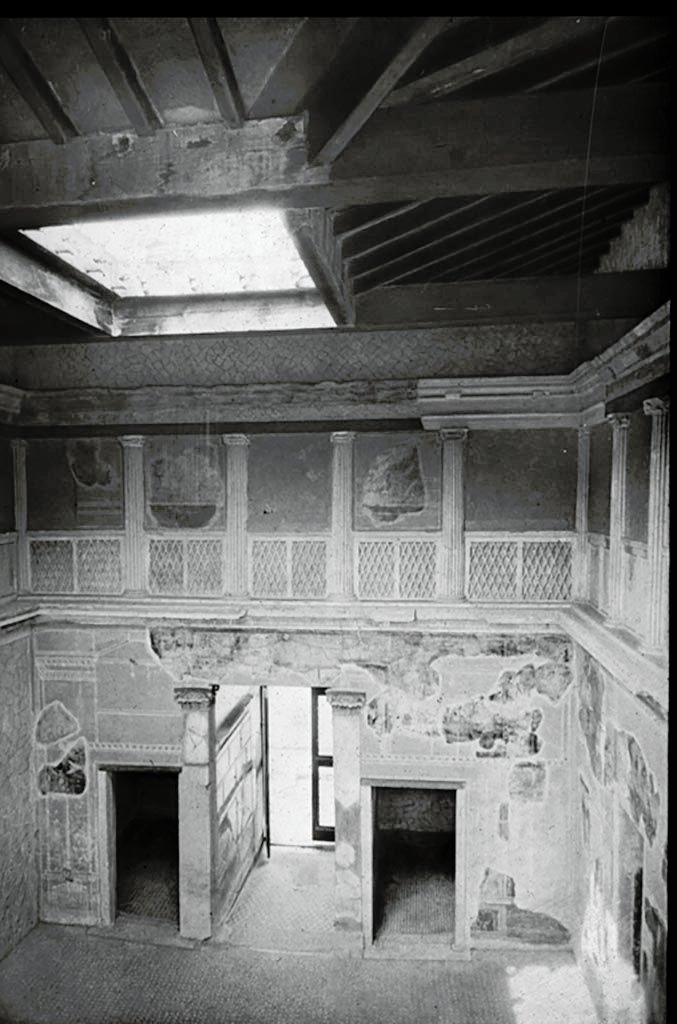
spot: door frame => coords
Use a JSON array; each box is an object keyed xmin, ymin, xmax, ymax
[
  {"xmin": 311, "ymin": 686, "xmax": 335, "ymax": 842},
  {"xmin": 360, "ymin": 778, "xmax": 468, "ymax": 955}
]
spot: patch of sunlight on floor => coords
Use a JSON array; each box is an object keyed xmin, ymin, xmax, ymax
[{"xmin": 506, "ymin": 961, "xmax": 599, "ymax": 1024}]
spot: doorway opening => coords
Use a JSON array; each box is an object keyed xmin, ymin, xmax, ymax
[
  {"xmin": 373, "ymin": 787, "xmax": 456, "ymax": 941},
  {"xmin": 114, "ymin": 769, "xmax": 179, "ymax": 925},
  {"xmin": 617, "ymin": 806, "xmax": 644, "ymax": 977}
]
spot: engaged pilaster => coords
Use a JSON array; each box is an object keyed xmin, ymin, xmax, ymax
[
  {"xmin": 574, "ymin": 425, "xmax": 591, "ymax": 602},
  {"xmin": 10, "ymin": 439, "xmax": 29, "ymax": 592},
  {"xmin": 606, "ymin": 414, "xmax": 630, "ymax": 624},
  {"xmin": 120, "ymin": 436, "xmax": 146, "ymax": 594},
  {"xmin": 327, "ymin": 688, "xmax": 366, "ymax": 931},
  {"xmin": 329, "ymin": 431, "xmax": 355, "ymax": 599},
  {"xmin": 439, "ymin": 429, "xmax": 467, "ymax": 600},
  {"xmin": 174, "ymin": 683, "xmax": 219, "ymax": 940},
  {"xmin": 222, "ymin": 434, "xmax": 249, "ymax": 597},
  {"xmin": 643, "ymin": 398, "xmax": 669, "ymax": 653}
]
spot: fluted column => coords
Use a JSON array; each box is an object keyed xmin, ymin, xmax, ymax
[
  {"xmin": 642, "ymin": 398, "xmax": 669, "ymax": 652},
  {"xmin": 120, "ymin": 436, "xmax": 145, "ymax": 594},
  {"xmin": 574, "ymin": 425, "xmax": 591, "ymax": 602},
  {"xmin": 606, "ymin": 414, "xmax": 630, "ymax": 624},
  {"xmin": 326, "ymin": 688, "xmax": 366, "ymax": 931},
  {"xmin": 330, "ymin": 432, "xmax": 355, "ymax": 599},
  {"xmin": 439, "ymin": 429, "xmax": 467, "ymax": 600},
  {"xmin": 222, "ymin": 434, "xmax": 249, "ymax": 596},
  {"xmin": 174, "ymin": 683, "xmax": 219, "ymax": 940},
  {"xmin": 11, "ymin": 439, "xmax": 29, "ymax": 592}
]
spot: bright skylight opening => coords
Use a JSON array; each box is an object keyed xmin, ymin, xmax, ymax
[{"xmin": 22, "ymin": 209, "xmax": 317, "ymax": 296}]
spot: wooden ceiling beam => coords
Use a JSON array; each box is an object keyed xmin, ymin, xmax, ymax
[
  {"xmin": 355, "ymin": 272, "xmax": 669, "ymax": 326},
  {"xmin": 0, "ymin": 239, "xmax": 113, "ymax": 333},
  {"xmin": 285, "ymin": 210, "xmax": 353, "ymax": 325},
  {"xmin": 384, "ymin": 16, "xmax": 610, "ymax": 106},
  {"xmin": 188, "ymin": 18, "xmax": 244, "ymax": 127},
  {"xmin": 0, "ymin": 85, "xmax": 667, "ymax": 228},
  {"xmin": 308, "ymin": 16, "xmax": 450, "ymax": 164},
  {"xmin": 0, "ymin": 22, "xmax": 77, "ymax": 144},
  {"xmin": 79, "ymin": 17, "xmax": 163, "ymax": 135}
]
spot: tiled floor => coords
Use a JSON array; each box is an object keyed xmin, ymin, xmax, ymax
[
  {"xmin": 116, "ymin": 820, "xmax": 178, "ymax": 924},
  {"xmin": 0, "ymin": 922, "xmax": 600, "ymax": 1024}
]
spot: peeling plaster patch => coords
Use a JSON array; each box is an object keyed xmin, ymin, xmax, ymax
[
  {"xmin": 579, "ymin": 653, "xmax": 604, "ymax": 781},
  {"xmin": 643, "ymin": 899, "xmax": 667, "ymax": 1022},
  {"xmin": 635, "ymin": 691, "xmax": 667, "ymax": 722},
  {"xmin": 35, "ymin": 701, "xmax": 79, "ymax": 745},
  {"xmin": 661, "ymin": 844, "xmax": 667, "ymax": 885},
  {"xmin": 473, "ymin": 870, "xmax": 569, "ymax": 943},
  {"xmin": 275, "ymin": 119, "xmax": 297, "ymax": 143},
  {"xmin": 580, "ymin": 777, "xmax": 591, "ymax": 849},
  {"xmin": 508, "ymin": 762, "xmax": 546, "ymax": 801},
  {"xmin": 38, "ymin": 738, "xmax": 87, "ymax": 796},
  {"xmin": 111, "ymin": 133, "xmax": 134, "ymax": 156},
  {"xmin": 626, "ymin": 736, "xmax": 659, "ymax": 844},
  {"xmin": 603, "ymin": 727, "xmax": 618, "ymax": 787},
  {"xmin": 498, "ymin": 803, "xmax": 509, "ymax": 841}
]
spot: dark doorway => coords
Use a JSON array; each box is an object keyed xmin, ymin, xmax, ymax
[
  {"xmin": 373, "ymin": 787, "xmax": 455, "ymax": 940},
  {"xmin": 114, "ymin": 769, "xmax": 179, "ymax": 924}
]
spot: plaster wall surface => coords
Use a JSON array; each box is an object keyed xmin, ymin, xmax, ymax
[
  {"xmin": 588, "ymin": 422, "xmax": 612, "ymax": 536},
  {"xmin": 0, "ymin": 631, "xmax": 38, "ymax": 960},
  {"xmin": 570, "ymin": 645, "xmax": 667, "ymax": 1024},
  {"xmin": 248, "ymin": 433, "xmax": 331, "ymax": 533},
  {"xmin": 0, "ymin": 439, "xmax": 13, "ymax": 532}
]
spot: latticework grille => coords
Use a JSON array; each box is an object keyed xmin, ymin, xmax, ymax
[
  {"xmin": 467, "ymin": 541, "xmax": 518, "ymax": 600},
  {"xmin": 30, "ymin": 540, "xmax": 74, "ymax": 593},
  {"xmin": 0, "ymin": 541, "xmax": 15, "ymax": 597},
  {"xmin": 522, "ymin": 541, "xmax": 572, "ymax": 601},
  {"xmin": 251, "ymin": 539, "xmax": 287, "ymax": 597},
  {"xmin": 148, "ymin": 538, "xmax": 184, "ymax": 594},
  {"xmin": 291, "ymin": 540, "xmax": 327, "ymax": 598},
  {"xmin": 186, "ymin": 539, "xmax": 223, "ymax": 595},
  {"xmin": 399, "ymin": 540, "xmax": 437, "ymax": 599},
  {"xmin": 357, "ymin": 540, "xmax": 396, "ymax": 598},
  {"xmin": 76, "ymin": 538, "xmax": 123, "ymax": 594}
]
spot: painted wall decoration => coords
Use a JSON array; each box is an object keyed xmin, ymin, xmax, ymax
[
  {"xmin": 144, "ymin": 436, "xmax": 225, "ymax": 529},
  {"xmin": 473, "ymin": 869, "xmax": 569, "ymax": 943},
  {"xmin": 38, "ymin": 738, "xmax": 87, "ymax": 796},
  {"xmin": 624, "ymin": 407, "xmax": 651, "ymax": 544},
  {"xmin": 508, "ymin": 762, "xmax": 546, "ymax": 801},
  {"xmin": 247, "ymin": 433, "xmax": 331, "ymax": 533},
  {"xmin": 27, "ymin": 438, "xmax": 124, "ymax": 530},
  {"xmin": 625, "ymin": 735, "xmax": 659, "ymax": 844},
  {"xmin": 35, "ymin": 700, "xmax": 79, "ymax": 745},
  {"xmin": 587, "ymin": 422, "xmax": 612, "ymax": 536},
  {"xmin": 0, "ymin": 438, "xmax": 14, "ymax": 532},
  {"xmin": 353, "ymin": 432, "xmax": 441, "ymax": 531},
  {"xmin": 578, "ymin": 652, "xmax": 604, "ymax": 782}
]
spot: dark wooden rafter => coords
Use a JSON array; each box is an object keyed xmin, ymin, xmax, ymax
[
  {"xmin": 489, "ymin": 216, "xmax": 642, "ymax": 279},
  {"xmin": 285, "ymin": 210, "xmax": 353, "ymax": 325},
  {"xmin": 79, "ymin": 17, "xmax": 163, "ymax": 135},
  {"xmin": 188, "ymin": 18, "xmax": 244, "ymax": 127},
  {"xmin": 354, "ymin": 271, "xmax": 669, "ymax": 326},
  {"xmin": 308, "ymin": 16, "xmax": 450, "ymax": 164},
  {"xmin": 356, "ymin": 186, "xmax": 647, "ymax": 290},
  {"xmin": 0, "ymin": 21, "xmax": 77, "ymax": 143},
  {"xmin": 334, "ymin": 201, "xmax": 427, "ymax": 242},
  {"xmin": 383, "ymin": 16, "xmax": 610, "ymax": 106},
  {"xmin": 0, "ymin": 85, "xmax": 667, "ymax": 228}
]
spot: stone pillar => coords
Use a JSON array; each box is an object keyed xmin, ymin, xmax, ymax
[
  {"xmin": 606, "ymin": 414, "xmax": 630, "ymax": 625},
  {"xmin": 174, "ymin": 683, "xmax": 219, "ymax": 940},
  {"xmin": 329, "ymin": 432, "xmax": 355, "ymax": 599},
  {"xmin": 120, "ymin": 436, "xmax": 145, "ymax": 594},
  {"xmin": 11, "ymin": 439, "xmax": 29, "ymax": 592},
  {"xmin": 222, "ymin": 434, "xmax": 249, "ymax": 596},
  {"xmin": 439, "ymin": 429, "xmax": 467, "ymax": 600},
  {"xmin": 643, "ymin": 398, "xmax": 669, "ymax": 653},
  {"xmin": 574, "ymin": 425, "xmax": 591, "ymax": 602},
  {"xmin": 326, "ymin": 688, "xmax": 366, "ymax": 932}
]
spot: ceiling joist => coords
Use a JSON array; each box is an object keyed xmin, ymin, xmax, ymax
[
  {"xmin": 188, "ymin": 18, "xmax": 244, "ymax": 127},
  {"xmin": 0, "ymin": 22, "xmax": 77, "ymax": 144}
]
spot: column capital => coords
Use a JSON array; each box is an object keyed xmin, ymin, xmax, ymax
[
  {"xmin": 326, "ymin": 688, "xmax": 367, "ymax": 711},
  {"xmin": 221, "ymin": 434, "xmax": 250, "ymax": 447},
  {"xmin": 174, "ymin": 684, "xmax": 219, "ymax": 710},
  {"xmin": 120, "ymin": 435, "xmax": 145, "ymax": 448},
  {"xmin": 605, "ymin": 413, "xmax": 630, "ymax": 430},
  {"xmin": 643, "ymin": 397, "xmax": 670, "ymax": 418},
  {"xmin": 578, "ymin": 423, "xmax": 591, "ymax": 437},
  {"xmin": 439, "ymin": 428, "xmax": 468, "ymax": 443},
  {"xmin": 330, "ymin": 431, "xmax": 356, "ymax": 445},
  {"xmin": 10, "ymin": 438, "xmax": 27, "ymax": 452}
]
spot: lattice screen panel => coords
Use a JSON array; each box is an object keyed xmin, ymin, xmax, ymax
[
  {"xmin": 291, "ymin": 540, "xmax": 327, "ymax": 598},
  {"xmin": 522, "ymin": 541, "xmax": 572, "ymax": 601},
  {"xmin": 76, "ymin": 538, "xmax": 123, "ymax": 594},
  {"xmin": 186, "ymin": 539, "xmax": 223, "ymax": 595},
  {"xmin": 399, "ymin": 540, "xmax": 438, "ymax": 599},
  {"xmin": 0, "ymin": 540, "xmax": 15, "ymax": 597},
  {"xmin": 148, "ymin": 538, "xmax": 184, "ymax": 594},
  {"xmin": 357, "ymin": 540, "xmax": 396, "ymax": 598},
  {"xmin": 30, "ymin": 540, "xmax": 74, "ymax": 593},
  {"xmin": 251, "ymin": 539, "xmax": 287, "ymax": 597},
  {"xmin": 467, "ymin": 541, "xmax": 518, "ymax": 600}
]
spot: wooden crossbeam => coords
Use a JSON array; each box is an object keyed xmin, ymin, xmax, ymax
[
  {"xmin": 0, "ymin": 85, "xmax": 667, "ymax": 228},
  {"xmin": 0, "ymin": 239, "xmax": 113, "ymax": 333},
  {"xmin": 355, "ymin": 272, "xmax": 669, "ymax": 325},
  {"xmin": 188, "ymin": 18, "xmax": 244, "ymax": 127},
  {"xmin": 0, "ymin": 22, "xmax": 77, "ymax": 144},
  {"xmin": 79, "ymin": 17, "xmax": 163, "ymax": 135}
]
